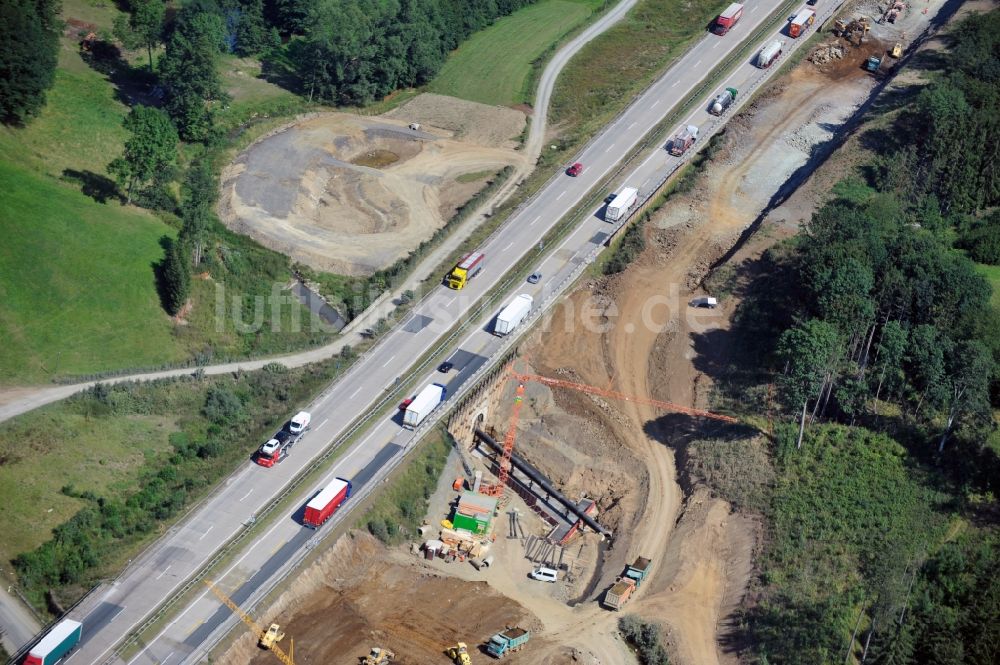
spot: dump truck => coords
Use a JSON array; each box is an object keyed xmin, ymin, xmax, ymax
[
  {"xmin": 24, "ymin": 619, "xmax": 82, "ymax": 665},
  {"xmin": 403, "ymin": 383, "xmax": 447, "ymax": 429},
  {"xmin": 494, "ymin": 294, "xmax": 533, "ymax": 336},
  {"xmin": 602, "ymin": 557, "xmax": 652, "ymax": 611},
  {"xmin": 602, "ymin": 577, "xmax": 637, "ymax": 611},
  {"xmin": 303, "ymin": 477, "xmax": 352, "ymax": 528},
  {"xmin": 713, "ymin": 2, "xmax": 744, "ymax": 34},
  {"xmin": 259, "ymin": 623, "xmax": 285, "ymax": 649},
  {"xmin": 755, "ymin": 40, "xmax": 784, "ymax": 68},
  {"xmin": 624, "ymin": 557, "xmax": 652, "ymax": 585},
  {"xmin": 487, "ymin": 627, "xmax": 531, "ymax": 658},
  {"xmin": 866, "ymin": 55, "xmax": 882, "ymax": 72},
  {"xmin": 669, "ymin": 125, "xmax": 699, "ymax": 156},
  {"xmin": 709, "ymin": 87, "xmax": 738, "ymax": 115},
  {"xmin": 447, "ymin": 251, "xmax": 485, "ymax": 290},
  {"xmin": 605, "ymin": 187, "xmax": 639, "ymax": 222},
  {"xmin": 788, "ymin": 7, "xmax": 816, "ymax": 37}
]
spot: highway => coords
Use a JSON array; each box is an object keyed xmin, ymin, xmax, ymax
[{"xmin": 58, "ymin": 0, "xmax": 834, "ymax": 661}]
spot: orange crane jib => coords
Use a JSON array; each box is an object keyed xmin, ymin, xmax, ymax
[{"xmin": 509, "ymin": 370, "xmax": 738, "ymax": 424}]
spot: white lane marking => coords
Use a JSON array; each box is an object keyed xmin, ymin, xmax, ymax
[
  {"xmin": 349, "ymin": 385, "xmax": 363, "ymax": 399},
  {"xmin": 671, "ymin": 80, "xmax": 679, "ymax": 88},
  {"xmin": 238, "ymin": 489, "xmax": 253, "ymax": 502},
  {"xmin": 161, "ymin": 652, "xmax": 176, "ymax": 665},
  {"xmin": 112, "ymin": 605, "xmax": 127, "ymax": 621},
  {"xmin": 529, "ymin": 215, "xmax": 541, "ymax": 227},
  {"xmin": 318, "ymin": 417, "xmax": 329, "ymax": 429},
  {"xmin": 651, "ymin": 98, "xmax": 660, "ymax": 107},
  {"xmin": 604, "ymin": 143, "xmax": 616, "ymax": 153},
  {"xmin": 502, "ymin": 241, "xmax": 514, "ymax": 251},
  {"xmin": 155, "ymin": 565, "xmax": 172, "ymax": 580},
  {"xmin": 445, "ymin": 296, "xmax": 456, "ymax": 307},
  {"xmin": 712, "ymin": 40, "xmax": 720, "ymax": 49},
  {"xmin": 198, "ymin": 525, "xmax": 214, "ymax": 541},
  {"xmin": 556, "ymin": 191, "xmax": 566, "ymax": 200},
  {"xmin": 628, "ymin": 122, "xmax": 637, "ymax": 130},
  {"xmin": 381, "ymin": 353, "xmax": 397, "ymax": 368},
  {"xmin": 694, "ymin": 59, "xmax": 702, "ymax": 68}
]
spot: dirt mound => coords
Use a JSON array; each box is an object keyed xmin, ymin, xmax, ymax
[
  {"xmin": 219, "ymin": 109, "xmax": 527, "ymax": 276},
  {"xmin": 223, "ymin": 532, "xmax": 536, "ymax": 665}
]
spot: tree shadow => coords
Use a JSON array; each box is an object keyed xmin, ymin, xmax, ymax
[
  {"xmin": 151, "ymin": 236, "xmax": 173, "ymax": 315},
  {"xmin": 79, "ymin": 36, "xmax": 162, "ymax": 109},
  {"xmin": 62, "ymin": 169, "xmax": 119, "ymax": 204}
]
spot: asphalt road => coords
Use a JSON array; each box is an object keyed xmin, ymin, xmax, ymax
[{"xmin": 51, "ymin": 0, "xmax": 840, "ymax": 661}]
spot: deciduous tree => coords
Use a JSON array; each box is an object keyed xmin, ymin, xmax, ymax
[{"xmin": 108, "ymin": 105, "xmax": 179, "ymax": 205}]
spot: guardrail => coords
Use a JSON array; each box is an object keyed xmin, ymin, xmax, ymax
[{"xmin": 101, "ymin": 3, "xmax": 844, "ymax": 662}]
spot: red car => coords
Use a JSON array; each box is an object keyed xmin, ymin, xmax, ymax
[
  {"xmin": 566, "ymin": 162, "xmax": 584, "ymax": 176},
  {"xmin": 399, "ymin": 397, "xmax": 413, "ymax": 411}
]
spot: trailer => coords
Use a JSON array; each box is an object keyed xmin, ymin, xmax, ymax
[
  {"xmin": 24, "ymin": 619, "xmax": 82, "ymax": 665},
  {"xmin": 755, "ymin": 40, "xmax": 784, "ymax": 68},
  {"xmin": 789, "ymin": 7, "xmax": 816, "ymax": 37},
  {"xmin": 447, "ymin": 251, "xmax": 485, "ymax": 290},
  {"xmin": 303, "ymin": 478, "xmax": 352, "ymax": 528},
  {"xmin": 713, "ymin": 2, "xmax": 744, "ymax": 34},
  {"xmin": 709, "ymin": 87, "xmax": 738, "ymax": 115},
  {"xmin": 602, "ymin": 577, "xmax": 637, "ymax": 611},
  {"xmin": 403, "ymin": 383, "xmax": 447, "ymax": 429},
  {"xmin": 605, "ymin": 187, "xmax": 639, "ymax": 222},
  {"xmin": 494, "ymin": 294, "xmax": 533, "ymax": 336},
  {"xmin": 486, "ymin": 627, "xmax": 531, "ymax": 658},
  {"xmin": 669, "ymin": 125, "xmax": 699, "ymax": 156}
]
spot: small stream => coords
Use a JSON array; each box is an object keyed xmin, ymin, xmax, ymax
[{"xmin": 290, "ymin": 280, "xmax": 347, "ymax": 332}]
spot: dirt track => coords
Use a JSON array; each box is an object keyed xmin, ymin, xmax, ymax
[{"xmin": 219, "ymin": 101, "xmax": 527, "ymax": 276}]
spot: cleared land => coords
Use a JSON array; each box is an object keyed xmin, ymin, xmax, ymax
[
  {"xmin": 220, "ymin": 104, "xmax": 527, "ymax": 276},
  {"xmin": 428, "ymin": 0, "xmax": 602, "ymax": 106}
]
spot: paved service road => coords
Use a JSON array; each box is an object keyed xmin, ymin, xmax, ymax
[{"xmin": 60, "ymin": 0, "xmax": 833, "ymax": 661}]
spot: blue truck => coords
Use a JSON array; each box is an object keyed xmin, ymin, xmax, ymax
[{"xmin": 486, "ymin": 626, "xmax": 530, "ymax": 658}]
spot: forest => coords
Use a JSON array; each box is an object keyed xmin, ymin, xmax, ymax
[{"xmin": 717, "ymin": 10, "xmax": 1000, "ymax": 664}]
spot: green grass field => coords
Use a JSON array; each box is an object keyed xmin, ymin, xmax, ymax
[
  {"xmin": 428, "ymin": 0, "xmax": 602, "ymax": 106},
  {"xmin": 0, "ymin": 161, "xmax": 185, "ymax": 383},
  {"xmin": 975, "ymin": 262, "xmax": 1000, "ymax": 309},
  {"xmin": 0, "ymin": 406, "xmax": 177, "ymax": 564}
]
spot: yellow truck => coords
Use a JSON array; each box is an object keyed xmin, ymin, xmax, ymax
[{"xmin": 447, "ymin": 252, "xmax": 486, "ymax": 290}]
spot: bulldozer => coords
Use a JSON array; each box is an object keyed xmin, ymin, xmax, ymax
[
  {"xmin": 447, "ymin": 642, "xmax": 472, "ymax": 665},
  {"xmin": 258, "ymin": 623, "xmax": 285, "ymax": 650},
  {"xmin": 362, "ymin": 647, "xmax": 395, "ymax": 664}
]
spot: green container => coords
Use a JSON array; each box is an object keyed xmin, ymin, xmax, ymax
[{"xmin": 452, "ymin": 512, "xmax": 490, "ymax": 534}]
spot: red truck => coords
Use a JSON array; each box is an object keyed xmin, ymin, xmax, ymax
[
  {"xmin": 256, "ymin": 430, "xmax": 292, "ymax": 467},
  {"xmin": 303, "ymin": 478, "xmax": 352, "ymax": 528},
  {"xmin": 713, "ymin": 3, "xmax": 744, "ymax": 35}
]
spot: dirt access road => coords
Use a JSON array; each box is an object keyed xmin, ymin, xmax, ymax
[{"xmin": 213, "ymin": 2, "xmax": 957, "ymax": 663}]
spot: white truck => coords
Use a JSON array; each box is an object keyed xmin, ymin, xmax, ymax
[
  {"xmin": 403, "ymin": 383, "xmax": 447, "ymax": 429},
  {"xmin": 494, "ymin": 294, "xmax": 533, "ymax": 336},
  {"xmin": 605, "ymin": 187, "xmax": 639, "ymax": 222},
  {"xmin": 289, "ymin": 411, "xmax": 311, "ymax": 435},
  {"xmin": 756, "ymin": 40, "xmax": 784, "ymax": 68}
]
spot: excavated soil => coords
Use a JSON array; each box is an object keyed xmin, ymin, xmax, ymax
[
  {"xmin": 228, "ymin": 533, "xmax": 536, "ymax": 665},
  {"xmin": 219, "ymin": 98, "xmax": 527, "ymax": 276}
]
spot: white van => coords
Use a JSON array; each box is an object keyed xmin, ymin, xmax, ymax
[
  {"xmin": 530, "ymin": 567, "xmax": 559, "ymax": 583},
  {"xmin": 289, "ymin": 411, "xmax": 311, "ymax": 435}
]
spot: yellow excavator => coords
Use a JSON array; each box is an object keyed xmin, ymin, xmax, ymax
[
  {"xmin": 447, "ymin": 642, "xmax": 472, "ymax": 665},
  {"xmin": 259, "ymin": 623, "xmax": 285, "ymax": 650},
  {"xmin": 362, "ymin": 647, "xmax": 395, "ymax": 664}
]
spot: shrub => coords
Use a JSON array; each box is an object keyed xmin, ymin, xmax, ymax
[
  {"xmin": 201, "ymin": 385, "xmax": 244, "ymax": 425},
  {"xmin": 618, "ymin": 615, "xmax": 670, "ymax": 665}
]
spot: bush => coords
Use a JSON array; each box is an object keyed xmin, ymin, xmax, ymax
[
  {"xmin": 201, "ymin": 385, "xmax": 244, "ymax": 425},
  {"xmin": 959, "ymin": 212, "xmax": 1000, "ymax": 265},
  {"xmin": 604, "ymin": 217, "xmax": 647, "ymax": 275},
  {"xmin": 686, "ymin": 435, "xmax": 774, "ymax": 512},
  {"xmin": 618, "ymin": 615, "xmax": 670, "ymax": 665}
]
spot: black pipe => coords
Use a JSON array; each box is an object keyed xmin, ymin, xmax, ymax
[{"xmin": 474, "ymin": 428, "xmax": 613, "ymax": 538}]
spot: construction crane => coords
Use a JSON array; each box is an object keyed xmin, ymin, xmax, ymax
[
  {"xmin": 204, "ymin": 579, "xmax": 295, "ymax": 665},
  {"xmin": 480, "ymin": 383, "xmax": 525, "ymax": 497}
]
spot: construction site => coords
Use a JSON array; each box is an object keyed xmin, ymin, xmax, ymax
[{"xmin": 212, "ymin": 0, "xmax": 961, "ymax": 661}]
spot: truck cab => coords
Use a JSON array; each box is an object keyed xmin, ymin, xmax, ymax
[{"xmin": 447, "ymin": 251, "xmax": 485, "ymax": 290}]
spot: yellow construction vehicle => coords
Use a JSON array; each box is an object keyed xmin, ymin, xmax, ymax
[
  {"xmin": 362, "ymin": 647, "xmax": 395, "ymax": 664},
  {"xmin": 259, "ymin": 623, "xmax": 285, "ymax": 650},
  {"xmin": 204, "ymin": 580, "xmax": 295, "ymax": 665},
  {"xmin": 447, "ymin": 642, "xmax": 472, "ymax": 665},
  {"xmin": 891, "ymin": 42, "xmax": 903, "ymax": 58}
]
